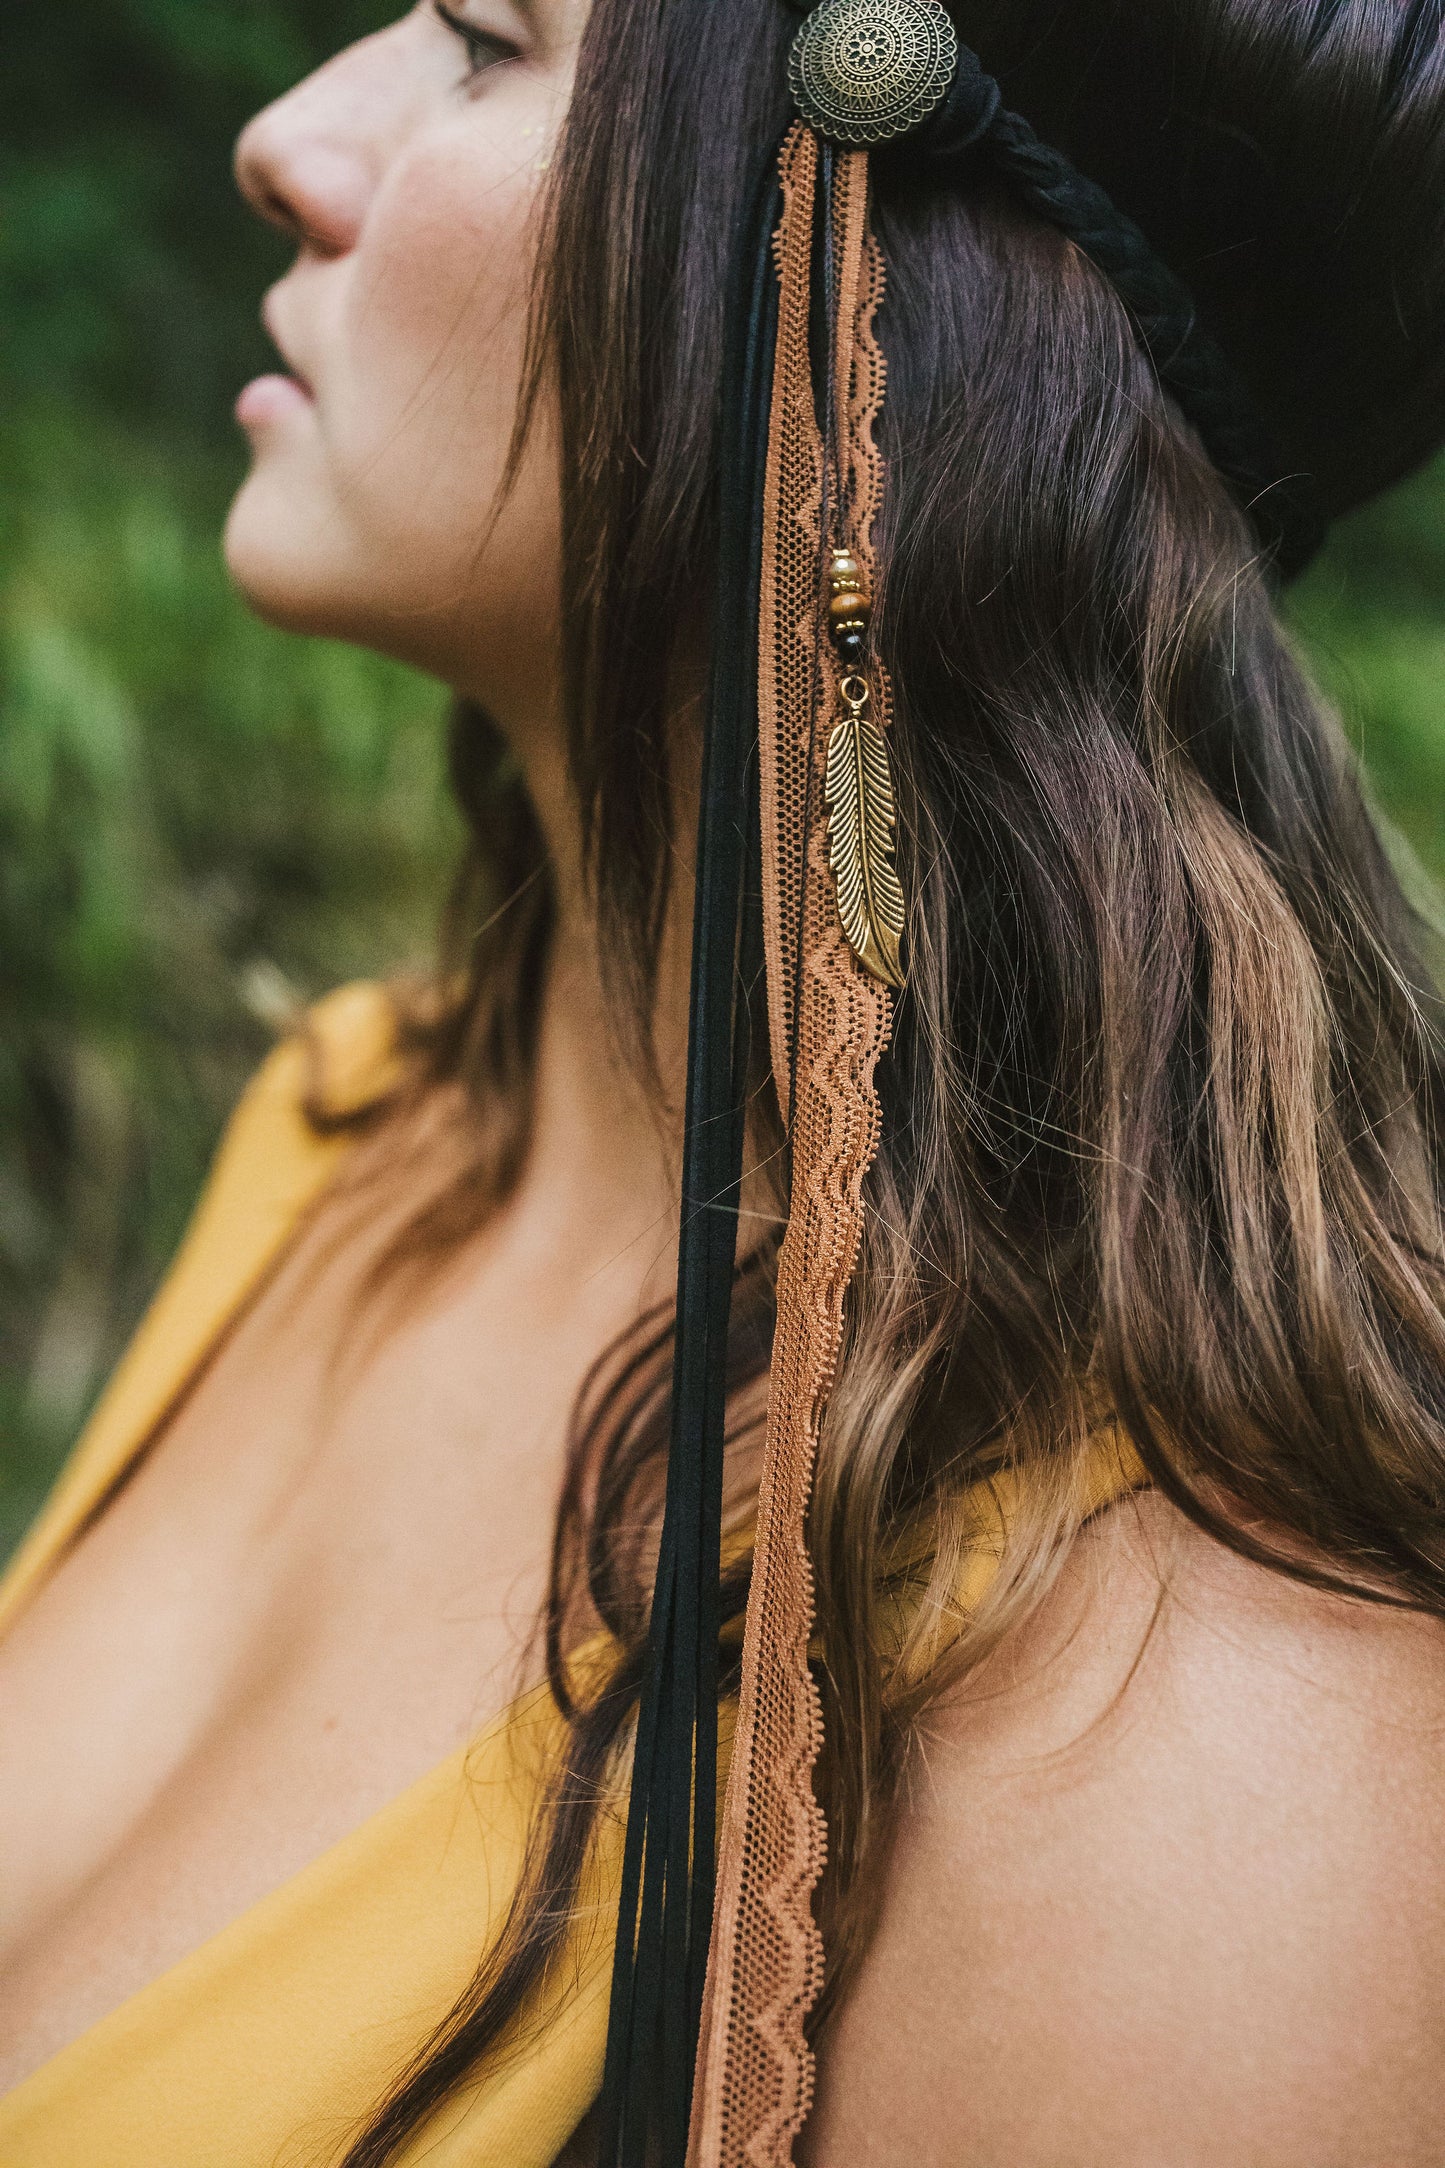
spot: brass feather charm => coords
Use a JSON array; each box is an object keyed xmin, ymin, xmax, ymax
[{"xmin": 825, "ymin": 676, "xmax": 905, "ymax": 989}]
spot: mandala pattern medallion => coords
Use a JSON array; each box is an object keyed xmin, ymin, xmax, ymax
[{"xmin": 789, "ymin": 0, "xmax": 959, "ymax": 145}]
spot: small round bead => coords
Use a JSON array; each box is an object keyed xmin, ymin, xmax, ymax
[
  {"xmin": 828, "ymin": 590, "xmax": 870, "ymax": 631},
  {"xmin": 829, "ymin": 549, "xmax": 864, "ymax": 593},
  {"xmin": 834, "ymin": 630, "xmax": 866, "ymax": 666}
]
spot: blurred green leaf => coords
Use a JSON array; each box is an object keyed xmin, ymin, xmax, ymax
[
  {"xmin": 0, "ymin": 407, "xmax": 453, "ymax": 1549},
  {"xmin": 1289, "ymin": 455, "xmax": 1445, "ymax": 880}
]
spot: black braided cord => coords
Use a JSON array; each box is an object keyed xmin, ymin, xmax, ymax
[
  {"xmin": 968, "ymin": 106, "xmax": 1325, "ymax": 577},
  {"xmin": 783, "ymin": 0, "xmax": 1327, "ymax": 577}
]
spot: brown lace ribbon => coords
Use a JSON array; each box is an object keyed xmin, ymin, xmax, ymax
[{"xmin": 689, "ymin": 126, "xmax": 896, "ymax": 2168}]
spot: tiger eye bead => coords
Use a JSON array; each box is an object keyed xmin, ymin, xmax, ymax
[{"xmin": 828, "ymin": 589, "xmax": 870, "ymax": 633}]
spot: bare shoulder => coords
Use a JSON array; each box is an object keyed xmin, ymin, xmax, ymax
[{"xmin": 803, "ymin": 1492, "xmax": 1445, "ymax": 2168}]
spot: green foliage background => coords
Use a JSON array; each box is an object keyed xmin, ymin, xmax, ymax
[
  {"xmin": 3, "ymin": 4, "xmax": 1445, "ymax": 1552},
  {"xmin": 1, "ymin": 2, "xmax": 454, "ymax": 1551}
]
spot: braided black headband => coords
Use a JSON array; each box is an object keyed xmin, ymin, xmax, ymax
[{"xmin": 786, "ymin": 0, "xmax": 1327, "ymax": 580}]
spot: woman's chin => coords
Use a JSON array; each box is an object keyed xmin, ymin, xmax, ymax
[{"xmin": 224, "ymin": 474, "xmax": 357, "ymax": 639}]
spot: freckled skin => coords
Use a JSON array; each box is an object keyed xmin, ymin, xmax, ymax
[{"xmin": 226, "ymin": 1, "xmax": 579, "ymax": 725}]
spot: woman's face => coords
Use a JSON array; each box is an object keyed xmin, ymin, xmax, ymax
[{"xmin": 226, "ymin": 1, "xmax": 583, "ymax": 718}]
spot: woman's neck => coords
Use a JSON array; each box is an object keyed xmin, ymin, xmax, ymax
[{"xmin": 498, "ymin": 704, "xmax": 694, "ymax": 1299}]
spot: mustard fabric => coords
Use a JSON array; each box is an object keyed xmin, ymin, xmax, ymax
[{"xmin": 0, "ymin": 984, "xmax": 1142, "ymax": 2167}]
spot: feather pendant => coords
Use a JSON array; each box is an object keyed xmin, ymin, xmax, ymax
[{"xmin": 825, "ymin": 688, "xmax": 905, "ymax": 989}]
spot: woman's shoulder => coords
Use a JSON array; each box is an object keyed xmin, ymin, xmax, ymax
[
  {"xmin": 165, "ymin": 978, "xmax": 405, "ymax": 1263},
  {"xmin": 0, "ymin": 984, "xmax": 408, "ymax": 1629},
  {"xmin": 806, "ymin": 1491, "xmax": 1445, "ymax": 2167},
  {"xmin": 234, "ymin": 978, "xmax": 404, "ymax": 1132},
  {"xmin": 155, "ymin": 975, "xmax": 411, "ymax": 1326}
]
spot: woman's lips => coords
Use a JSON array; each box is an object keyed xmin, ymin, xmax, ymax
[{"xmin": 235, "ymin": 372, "xmax": 314, "ymax": 430}]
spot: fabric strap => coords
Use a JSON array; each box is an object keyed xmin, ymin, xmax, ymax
[{"xmin": 595, "ymin": 153, "xmax": 781, "ymax": 2168}]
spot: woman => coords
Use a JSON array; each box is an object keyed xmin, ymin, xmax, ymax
[{"xmin": 4, "ymin": 0, "xmax": 1445, "ymax": 2160}]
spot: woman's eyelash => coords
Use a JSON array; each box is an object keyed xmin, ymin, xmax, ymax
[{"xmin": 432, "ymin": 1, "xmax": 516, "ymax": 80}]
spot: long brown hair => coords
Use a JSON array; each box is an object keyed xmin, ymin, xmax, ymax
[{"xmin": 339, "ymin": 1, "xmax": 1445, "ymax": 2158}]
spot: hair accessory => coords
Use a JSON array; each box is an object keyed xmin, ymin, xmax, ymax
[
  {"xmin": 826, "ymin": 666, "xmax": 905, "ymax": 988},
  {"xmin": 600, "ymin": 10, "xmax": 1329, "ymax": 2165},
  {"xmin": 689, "ymin": 125, "xmax": 896, "ymax": 2168},
  {"xmin": 788, "ymin": 0, "xmax": 959, "ymax": 144},
  {"xmin": 596, "ymin": 159, "xmax": 779, "ymax": 2168},
  {"xmin": 787, "ymin": 0, "xmax": 1324, "ymax": 575}
]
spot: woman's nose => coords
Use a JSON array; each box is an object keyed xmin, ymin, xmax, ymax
[{"xmin": 235, "ymin": 61, "xmax": 378, "ymax": 256}]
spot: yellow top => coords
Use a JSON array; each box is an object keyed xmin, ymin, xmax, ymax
[{"xmin": 0, "ymin": 985, "xmax": 1142, "ymax": 2167}]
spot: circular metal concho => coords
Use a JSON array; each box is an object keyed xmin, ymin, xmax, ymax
[{"xmin": 788, "ymin": 0, "xmax": 959, "ymax": 147}]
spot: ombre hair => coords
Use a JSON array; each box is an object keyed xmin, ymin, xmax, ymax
[{"xmin": 337, "ymin": 1, "xmax": 1445, "ymax": 2158}]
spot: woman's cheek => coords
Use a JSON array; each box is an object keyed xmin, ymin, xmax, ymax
[
  {"xmin": 336, "ymin": 124, "xmax": 542, "ymax": 575},
  {"xmin": 227, "ymin": 82, "xmax": 566, "ymax": 678}
]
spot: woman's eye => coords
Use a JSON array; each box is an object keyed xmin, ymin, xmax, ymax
[{"xmin": 432, "ymin": 1, "xmax": 517, "ymax": 83}]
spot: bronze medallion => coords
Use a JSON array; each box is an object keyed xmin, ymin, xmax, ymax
[{"xmin": 789, "ymin": 0, "xmax": 960, "ymax": 146}]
